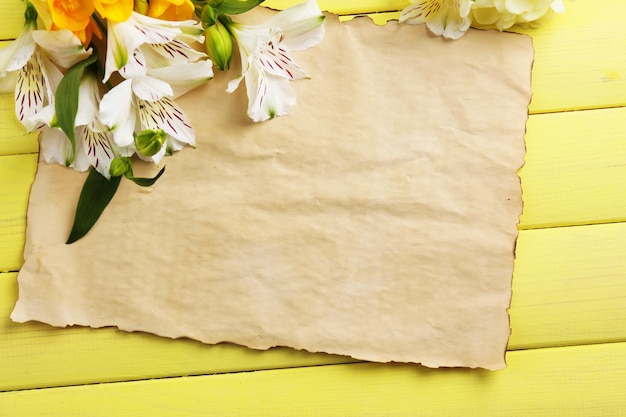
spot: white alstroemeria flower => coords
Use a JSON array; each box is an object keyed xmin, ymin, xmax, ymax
[
  {"xmin": 399, "ymin": 0, "xmax": 472, "ymax": 40},
  {"xmin": 227, "ymin": 0, "xmax": 325, "ymax": 122},
  {"xmin": 103, "ymin": 11, "xmax": 212, "ymax": 97},
  {"xmin": 470, "ymin": 0, "xmax": 565, "ymax": 31},
  {"xmin": 0, "ymin": 16, "xmax": 92, "ymax": 130},
  {"xmin": 99, "ymin": 78, "xmax": 195, "ymax": 164},
  {"xmin": 33, "ymin": 72, "xmax": 119, "ymax": 178}
]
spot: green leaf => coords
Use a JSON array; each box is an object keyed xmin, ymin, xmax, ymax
[
  {"xmin": 66, "ymin": 168, "xmax": 121, "ymax": 244},
  {"xmin": 55, "ymin": 54, "xmax": 97, "ymax": 164},
  {"xmin": 126, "ymin": 166, "xmax": 166, "ymax": 187},
  {"xmin": 217, "ymin": 0, "xmax": 265, "ymax": 15}
]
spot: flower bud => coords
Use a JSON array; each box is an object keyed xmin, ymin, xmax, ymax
[
  {"xmin": 201, "ymin": 4, "xmax": 219, "ymax": 26},
  {"xmin": 109, "ymin": 157, "xmax": 131, "ymax": 177},
  {"xmin": 134, "ymin": 129, "xmax": 167, "ymax": 157},
  {"xmin": 205, "ymin": 21, "xmax": 233, "ymax": 71}
]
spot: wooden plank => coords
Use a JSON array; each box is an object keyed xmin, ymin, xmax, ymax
[
  {"xmin": 264, "ymin": 0, "xmax": 410, "ymax": 14},
  {"xmin": 2, "ymin": 342, "xmax": 626, "ymax": 416},
  {"xmin": 509, "ymin": 223, "xmax": 626, "ymax": 350},
  {"xmin": 3, "ymin": 219, "xmax": 626, "ymax": 390},
  {"xmin": 0, "ymin": 0, "xmax": 24, "ymax": 41},
  {"xmin": 516, "ymin": 0, "xmax": 626, "ymax": 114},
  {"xmin": 0, "ymin": 154, "xmax": 37, "ymax": 273},
  {"xmin": 519, "ymin": 107, "xmax": 626, "ymax": 229},
  {"xmin": 0, "ymin": 94, "xmax": 39, "ymax": 156}
]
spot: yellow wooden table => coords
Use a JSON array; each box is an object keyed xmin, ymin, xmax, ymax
[{"xmin": 1, "ymin": 1, "xmax": 625, "ymax": 415}]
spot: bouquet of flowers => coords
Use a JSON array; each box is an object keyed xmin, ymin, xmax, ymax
[
  {"xmin": 0, "ymin": 0, "xmax": 563, "ymax": 243},
  {"xmin": 0, "ymin": 0, "xmax": 325, "ymax": 242}
]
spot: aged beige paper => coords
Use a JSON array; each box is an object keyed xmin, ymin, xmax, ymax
[{"xmin": 11, "ymin": 14, "xmax": 532, "ymax": 369}]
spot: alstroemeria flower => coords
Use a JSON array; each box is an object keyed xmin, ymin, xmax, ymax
[
  {"xmin": 470, "ymin": 0, "xmax": 565, "ymax": 31},
  {"xmin": 99, "ymin": 77, "xmax": 195, "ymax": 164},
  {"xmin": 33, "ymin": 71, "xmax": 119, "ymax": 177},
  {"xmin": 102, "ymin": 11, "xmax": 208, "ymax": 87},
  {"xmin": 227, "ymin": 0, "xmax": 325, "ymax": 122},
  {"xmin": 147, "ymin": 0, "xmax": 195, "ymax": 21},
  {"xmin": 399, "ymin": 0, "xmax": 472, "ymax": 39},
  {"xmin": 0, "ymin": 14, "xmax": 92, "ymax": 130}
]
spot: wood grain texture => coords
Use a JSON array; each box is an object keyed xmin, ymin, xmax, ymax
[
  {"xmin": 0, "ymin": 154, "xmax": 37, "ymax": 273},
  {"xmin": 263, "ymin": 0, "xmax": 410, "ymax": 14},
  {"xmin": 517, "ymin": 0, "xmax": 626, "ymax": 114},
  {"xmin": 0, "ymin": 95, "xmax": 38, "ymax": 157},
  {"xmin": 3, "ymin": 342, "xmax": 626, "ymax": 416},
  {"xmin": 509, "ymin": 223, "xmax": 626, "ymax": 350},
  {"xmin": 519, "ymin": 107, "xmax": 626, "ymax": 229},
  {"xmin": 0, "ymin": 0, "xmax": 25, "ymax": 41},
  {"xmin": 0, "ymin": 0, "xmax": 625, "ymax": 414}
]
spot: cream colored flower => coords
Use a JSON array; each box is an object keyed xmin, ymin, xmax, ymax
[
  {"xmin": 470, "ymin": 0, "xmax": 565, "ymax": 31},
  {"xmin": 399, "ymin": 0, "xmax": 472, "ymax": 40}
]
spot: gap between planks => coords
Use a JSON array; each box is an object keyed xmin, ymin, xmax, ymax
[{"xmin": 1, "ymin": 341, "xmax": 626, "ymax": 416}]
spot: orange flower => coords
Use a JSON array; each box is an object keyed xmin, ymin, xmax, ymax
[
  {"xmin": 93, "ymin": 0, "xmax": 133, "ymax": 22},
  {"xmin": 48, "ymin": 0, "xmax": 95, "ymax": 32},
  {"xmin": 73, "ymin": 17, "xmax": 103, "ymax": 46},
  {"xmin": 148, "ymin": 0, "xmax": 195, "ymax": 21}
]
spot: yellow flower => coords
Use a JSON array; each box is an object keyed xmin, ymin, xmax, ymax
[
  {"xmin": 93, "ymin": 0, "xmax": 134, "ymax": 22},
  {"xmin": 148, "ymin": 0, "xmax": 195, "ymax": 21},
  {"xmin": 47, "ymin": 0, "xmax": 95, "ymax": 32},
  {"xmin": 29, "ymin": 0, "xmax": 54, "ymax": 30},
  {"xmin": 69, "ymin": 17, "xmax": 103, "ymax": 46}
]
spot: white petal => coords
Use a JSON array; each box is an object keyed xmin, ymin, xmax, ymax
[
  {"xmin": 138, "ymin": 97, "xmax": 195, "ymax": 146},
  {"xmin": 83, "ymin": 126, "xmax": 115, "ymax": 178},
  {"xmin": 551, "ymin": 0, "xmax": 565, "ymax": 13},
  {"xmin": 31, "ymin": 29, "xmax": 92, "ymax": 69},
  {"xmin": 400, "ymin": 0, "xmax": 443, "ymax": 24},
  {"xmin": 147, "ymin": 60, "xmax": 214, "ymax": 98},
  {"xmin": 226, "ymin": 75, "xmax": 244, "ymax": 93},
  {"xmin": 130, "ymin": 12, "xmax": 204, "ymax": 43},
  {"xmin": 426, "ymin": 6, "xmax": 472, "ymax": 39},
  {"xmin": 99, "ymin": 79, "xmax": 136, "ymax": 147},
  {"xmin": 255, "ymin": 33, "xmax": 308, "ymax": 80},
  {"xmin": 142, "ymin": 38, "xmax": 207, "ymax": 68},
  {"xmin": 40, "ymin": 126, "xmax": 75, "ymax": 167},
  {"xmin": 245, "ymin": 66, "xmax": 296, "ymax": 122},
  {"xmin": 131, "ymin": 75, "xmax": 173, "ymax": 101},
  {"xmin": 27, "ymin": 103, "xmax": 55, "ymax": 130},
  {"xmin": 70, "ymin": 127, "xmax": 91, "ymax": 172},
  {"xmin": 119, "ymin": 47, "xmax": 148, "ymax": 79},
  {"xmin": 15, "ymin": 55, "xmax": 47, "ymax": 130},
  {"xmin": 0, "ymin": 23, "xmax": 36, "ymax": 75},
  {"xmin": 137, "ymin": 144, "xmax": 166, "ymax": 164},
  {"xmin": 104, "ymin": 19, "xmax": 147, "ymax": 82},
  {"xmin": 75, "ymin": 73, "xmax": 101, "ymax": 126},
  {"xmin": 263, "ymin": 0, "xmax": 325, "ymax": 50}
]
